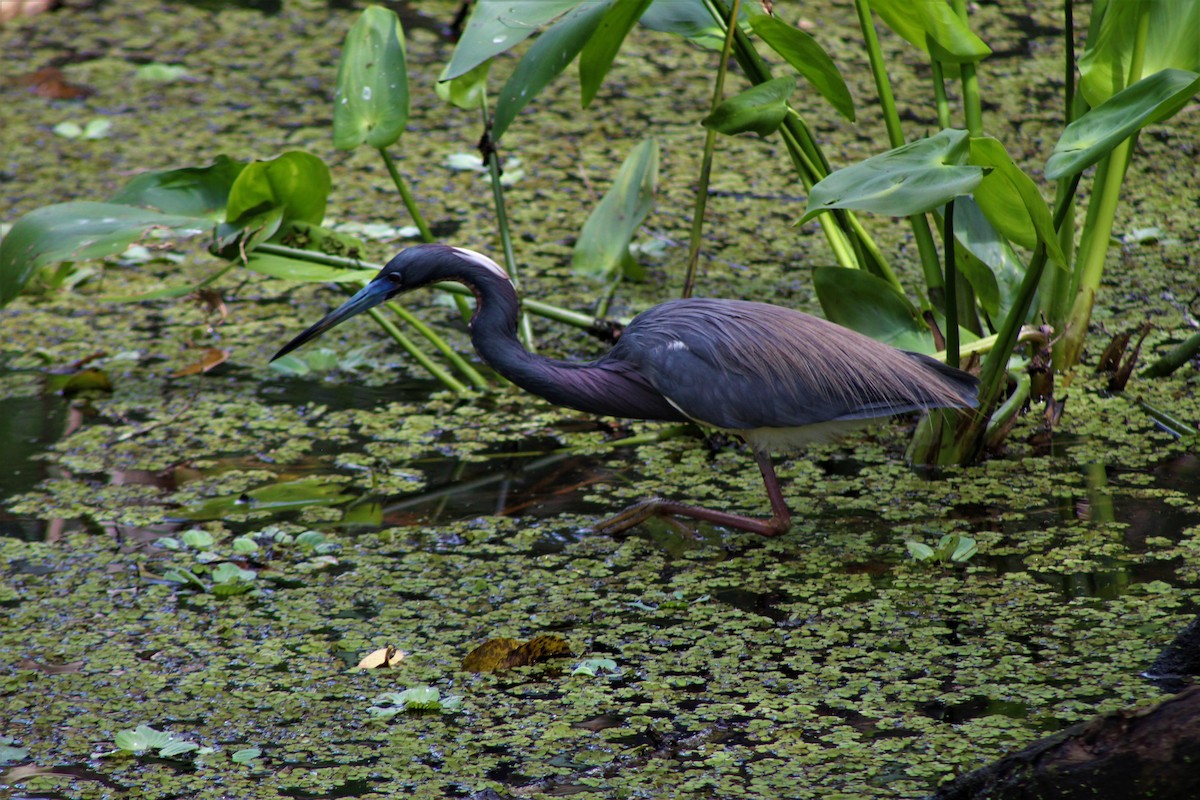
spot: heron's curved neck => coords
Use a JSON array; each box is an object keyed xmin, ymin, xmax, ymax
[{"xmin": 452, "ymin": 267, "xmax": 578, "ymax": 401}]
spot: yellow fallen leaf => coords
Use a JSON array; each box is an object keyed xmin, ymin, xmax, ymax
[{"xmin": 356, "ymin": 646, "xmax": 404, "ymax": 669}]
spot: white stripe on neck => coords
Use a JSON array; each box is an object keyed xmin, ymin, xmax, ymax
[{"xmin": 452, "ymin": 247, "xmax": 509, "ymax": 280}]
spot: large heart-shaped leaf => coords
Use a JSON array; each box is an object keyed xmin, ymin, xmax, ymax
[
  {"xmin": 225, "ymin": 151, "xmax": 331, "ymax": 228},
  {"xmin": 801, "ymin": 129, "xmax": 983, "ymax": 222},
  {"xmin": 1046, "ymin": 68, "xmax": 1200, "ymax": 179},
  {"xmin": 444, "ymin": 0, "xmax": 583, "ymax": 80},
  {"xmin": 108, "ymin": 155, "xmax": 244, "ymax": 218},
  {"xmin": 493, "ymin": 1, "xmax": 612, "ymax": 140},
  {"xmin": 572, "ymin": 137, "xmax": 659, "ymax": 280},
  {"xmin": 748, "ymin": 15, "xmax": 853, "ymax": 121},
  {"xmin": 870, "ymin": 0, "xmax": 991, "ymax": 64},
  {"xmin": 813, "ymin": 266, "xmax": 932, "ymax": 352},
  {"xmin": 579, "ymin": 0, "xmax": 656, "ymax": 107},
  {"xmin": 0, "ymin": 202, "xmax": 208, "ymax": 307},
  {"xmin": 701, "ymin": 76, "xmax": 795, "ymax": 137},
  {"xmin": 1079, "ymin": 0, "xmax": 1200, "ymax": 105},
  {"xmin": 332, "ymin": 6, "xmax": 409, "ymax": 151}
]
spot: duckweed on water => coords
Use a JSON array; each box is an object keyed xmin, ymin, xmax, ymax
[{"xmin": 3, "ymin": 0, "xmax": 1200, "ymax": 797}]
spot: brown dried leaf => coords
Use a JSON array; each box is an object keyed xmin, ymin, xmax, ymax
[
  {"xmin": 170, "ymin": 348, "xmax": 229, "ymax": 378},
  {"xmin": 15, "ymin": 657, "xmax": 84, "ymax": 675},
  {"xmin": 462, "ymin": 635, "xmax": 571, "ymax": 673},
  {"xmin": 14, "ymin": 66, "xmax": 93, "ymax": 99}
]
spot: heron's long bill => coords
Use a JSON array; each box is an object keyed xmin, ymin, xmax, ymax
[{"xmin": 270, "ymin": 279, "xmax": 393, "ymax": 362}]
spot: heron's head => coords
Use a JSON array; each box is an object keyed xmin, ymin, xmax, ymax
[{"xmin": 270, "ymin": 245, "xmax": 506, "ymax": 362}]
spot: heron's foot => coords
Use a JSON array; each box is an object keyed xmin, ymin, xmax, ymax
[{"xmin": 594, "ymin": 497, "xmax": 791, "ymax": 538}]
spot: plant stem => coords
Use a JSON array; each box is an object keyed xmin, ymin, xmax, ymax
[
  {"xmin": 381, "ymin": 298, "xmax": 490, "ymax": 390},
  {"xmin": 943, "ymin": 199, "xmax": 959, "ymax": 368},
  {"xmin": 479, "ymin": 92, "xmax": 535, "ymax": 352},
  {"xmin": 705, "ymin": 0, "xmax": 894, "ymax": 280},
  {"xmin": 931, "ymin": 60, "xmax": 951, "ymax": 129},
  {"xmin": 961, "ymin": 172, "xmax": 1081, "ymax": 459},
  {"xmin": 682, "ymin": 0, "xmax": 742, "ymax": 299},
  {"xmin": 852, "ymin": 0, "xmax": 940, "ymax": 310},
  {"xmin": 378, "ymin": 148, "xmax": 434, "ymax": 242},
  {"xmin": 1056, "ymin": 5, "xmax": 1148, "ymax": 370},
  {"xmin": 363, "ymin": 305, "xmax": 467, "ymax": 393}
]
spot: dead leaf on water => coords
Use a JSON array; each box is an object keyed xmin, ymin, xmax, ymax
[
  {"xmin": 170, "ymin": 348, "xmax": 229, "ymax": 378},
  {"xmin": 15, "ymin": 658, "xmax": 84, "ymax": 675},
  {"xmin": 461, "ymin": 635, "xmax": 571, "ymax": 673},
  {"xmin": 356, "ymin": 646, "xmax": 405, "ymax": 669}
]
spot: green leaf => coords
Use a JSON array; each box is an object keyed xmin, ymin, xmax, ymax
[
  {"xmin": 0, "ymin": 202, "xmax": 208, "ymax": 307},
  {"xmin": 435, "ymin": 59, "xmax": 490, "ymax": 111},
  {"xmin": 109, "ymin": 155, "xmax": 245, "ymax": 218},
  {"xmin": 951, "ymin": 196, "xmax": 1022, "ymax": 323},
  {"xmin": 701, "ymin": 76, "xmax": 796, "ymax": 137},
  {"xmin": 157, "ymin": 740, "xmax": 200, "ymax": 758},
  {"xmin": 801, "ymin": 129, "xmax": 982, "ymax": 222},
  {"xmin": 1046, "ymin": 69, "xmax": 1200, "ymax": 179},
  {"xmin": 968, "ymin": 136, "xmax": 1066, "ymax": 266},
  {"xmin": 812, "ymin": 267, "xmax": 933, "ymax": 352},
  {"xmin": 225, "ymin": 151, "xmax": 331, "ymax": 229},
  {"xmin": 333, "ymin": 6, "xmax": 409, "ymax": 151},
  {"xmin": 246, "ymin": 253, "xmax": 376, "ymax": 283},
  {"xmin": 179, "ymin": 478, "xmax": 355, "ymax": 521},
  {"xmin": 114, "ymin": 725, "xmax": 177, "ymax": 754},
  {"xmin": 444, "ymin": 0, "xmax": 583, "ymax": 80},
  {"xmin": 748, "ymin": 15, "xmax": 854, "ymax": 121},
  {"xmin": 231, "ymin": 747, "xmax": 261, "ymax": 764},
  {"xmin": 906, "ymin": 541, "xmax": 935, "ymax": 561},
  {"xmin": 179, "ymin": 528, "xmax": 215, "ymax": 549},
  {"xmin": 136, "ymin": 63, "xmax": 188, "ymax": 82},
  {"xmin": 493, "ymin": 1, "xmax": 613, "ymax": 140},
  {"xmin": 870, "ymin": 0, "xmax": 991, "ymax": 64},
  {"xmin": 1079, "ymin": 0, "xmax": 1200, "ymax": 105},
  {"xmin": 579, "ymin": 0, "xmax": 655, "ymax": 107},
  {"xmin": 571, "ymin": 137, "xmax": 659, "ymax": 280},
  {"xmin": 640, "ymin": 0, "xmax": 728, "ymax": 47}
]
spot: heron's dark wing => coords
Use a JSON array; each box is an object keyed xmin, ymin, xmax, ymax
[{"xmin": 611, "ymin": 299, "xmax": 976, "ymax": 431}]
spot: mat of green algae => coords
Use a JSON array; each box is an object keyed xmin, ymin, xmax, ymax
[{"xmin": 3, "ymin": 0, "xmax": 1200, "ymax": 797}]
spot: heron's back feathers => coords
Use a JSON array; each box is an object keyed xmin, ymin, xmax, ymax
[{"xmin": 609, "ymin": 298, "xmax": 977, "ymax": 437}]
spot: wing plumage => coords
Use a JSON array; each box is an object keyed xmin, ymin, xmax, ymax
[{"xmin": 608, "ymin": 298, "xmax": 977, "ymax": 432}]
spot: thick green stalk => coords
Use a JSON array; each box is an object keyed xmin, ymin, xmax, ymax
[
  {"xmin": 682, "ymin": 0, "xmax": 741, "ymax": 299},
  {"xmin": 379, "ymin": 148, "xmax": 434, "ymax": 243},
  {"xmin": 931, "ymin": 60, "xmax": 951, "ymax": 129},
  {"xmin": 1056, "ymin": 6, "xmax": 1148, "ymax": 370},
  {"xmin": 852, "ymin": 0, "xmax": 940, "ymax": 308}
]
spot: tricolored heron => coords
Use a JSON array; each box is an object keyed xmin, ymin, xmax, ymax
[{"xmin": 273, "ymin": 244, "xmax": 978, "ymax": 537}]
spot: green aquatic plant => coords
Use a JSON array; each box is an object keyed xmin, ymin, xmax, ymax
[
  {"xmin": 112, "ymin": 724, "xmax": 202, "ymax": 758},
  {"xmin": 906, "ymin": 534, "xmax": 979, "ymax": 565},
  {"xmin": 368, "ymin": 687, "xmax": 462, "ymax": 719}
]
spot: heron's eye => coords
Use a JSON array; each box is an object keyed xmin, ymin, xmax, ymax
[{"xmin": 385, "ymin": 272, "xmax": 403, "ymax": 285}]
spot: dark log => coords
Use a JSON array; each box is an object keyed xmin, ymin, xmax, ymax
[{"xmin": 931, "ymin": 686, "xmax": 1200, "ymax": 800}]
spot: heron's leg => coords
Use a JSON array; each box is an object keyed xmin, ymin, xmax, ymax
[{"xmin": 594, "ymin": 451, "xmax": 792, "ymax": 537}]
